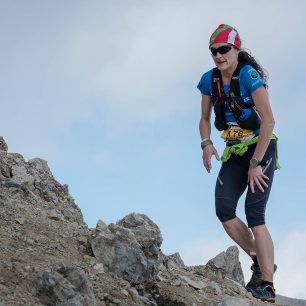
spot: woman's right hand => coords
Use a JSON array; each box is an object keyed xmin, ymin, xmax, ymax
[{"xmin": 202, "ymin": 145, "xmax": 220, "ymax": 173}]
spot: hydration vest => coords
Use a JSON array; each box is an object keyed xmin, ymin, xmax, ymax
[{"xmin": 211, "ymin": 63, "xmax": 262, "ymax": 131}]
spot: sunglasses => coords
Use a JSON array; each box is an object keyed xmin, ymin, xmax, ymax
[{"xmin": 210, "ymin": 45, "xmax": 232, "ymax": 56}]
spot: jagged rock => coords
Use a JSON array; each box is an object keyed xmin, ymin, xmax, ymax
[
  {"xmin": 166, "ymin": 252, "xmax": 185, "ymax": 269},
  {"xmin": 178, "ymin": 275, "xmax": 206, "ymax": 289},
  {"xmin": 116, "ymin": 213, "xmax": 163, "ymax": 257},
  {"xmin": 91, "ymin": 216, "xmax": 161, "ymax": 284},
  {"xmin": 96, "ymin": 219, "xmax": 108, "ymax": 231},
  {"xmin": 29, "ymin": 267, "xmax": 96, "ymax": 306},
  {"xmin": 0, "ymin": 137, "xmax": 8, "ymax": 152},
  {"xmin": 203, "ymin": 246, "xmax": 245, "ymax": 285}
]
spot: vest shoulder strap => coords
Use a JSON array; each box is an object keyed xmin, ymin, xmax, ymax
[
  {"xmin": 211, "ymin": 63, "xmax": 246, "ymax": 100},
  {"xmin": 229, "ymin": 62, "xmax": 245, "ymax": 97},
  {"xmin": 211, "ymin": 68, "xmax": 222, "ymax": 101}
]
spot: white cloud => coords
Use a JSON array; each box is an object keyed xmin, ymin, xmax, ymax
[
  {"xmin": 274, "ymin": 228, "xmax": 306, "ymax": 299},
  {"xmin": 1, "ymin": 0, "xmax": 306, "ymax": 158}
]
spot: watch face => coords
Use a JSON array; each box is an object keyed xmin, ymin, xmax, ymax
[{"xmin": 250, "ymin": 158, "xmax": 259, "ymax": 167}]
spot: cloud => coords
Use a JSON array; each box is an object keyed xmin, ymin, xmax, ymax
[
  {"xmin": 1, "ymin": 0, "xmax": 306, "ymax": 159},
  {"xmin": 274, "ymin": 228, "xmax": 306, "ymax": 299}
]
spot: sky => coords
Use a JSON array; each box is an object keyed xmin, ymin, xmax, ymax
[{"xmin": 1, "ymin": 0, "xmax": 306, "ymax": 299}]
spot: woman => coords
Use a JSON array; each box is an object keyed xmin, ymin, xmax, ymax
[{"xmin": 197, "ymin": 24, "xmax": 279, "ymax": 303}]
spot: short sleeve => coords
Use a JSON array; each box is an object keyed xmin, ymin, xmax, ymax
[
  {"xmin": 240, "ymin": 65, "xmax": 265, "ymax": 94},
  {"xmin": 197, "ymin": 69, "xmax": 213, "ymax": 96}
]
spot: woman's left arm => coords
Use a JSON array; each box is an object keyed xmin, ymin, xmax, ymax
[
  {"xmin": 248, "ymin": 86, "xmax": 275, "ymax": 193},
  {"xmin": 252, "ymin": 86, "xmax": 275, "ymax": 160}
]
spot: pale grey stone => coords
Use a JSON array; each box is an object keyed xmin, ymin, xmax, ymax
[
  {"xmin": 91, "ymin": 213, "xmax": 162, "ymax": 284},
  {"xmin": 93, "ymin": 263, "xmax": 105, "ymax": 274},
  {"xmin": 96, "ymin": 219, "xmax": 108, "ymax": 231},
  {"xmin": 116, "ymin": 212, "xmax": 163, "ymax": 257},
  {"xmin": 179, "ymin": 275, "xmax": 206, "ymax": 290},
  {"xmin": 203, "ymin": 246, "xmax": 245, "ymax": 285},
  {"xmin": 30, "ymin": 269, "xmax": 96, "ymax": 306},
  {"xmin": 0, "ymin": 137, "xmax": 8, "ymax": 151},
  {"xmin": 166, "ymin": 252, "xmax": 185, "ymax": 268},
  {"xmin": 220, "ymin": 295, "xmax": 250, "ymax": 306}
]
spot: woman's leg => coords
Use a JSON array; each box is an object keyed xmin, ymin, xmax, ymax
[
  {"xmin": 222, "ymin": 217, "xmax": 256, "ymax": 257},
  {"xmin": 215, "ymin": 156, "xmax": 255, "ymax": 257},
  {"xmin": 251, "ymin": 225, "xmax": 274, "ymax": 281},
  {"xmin": 245, "ymin": 140, "xmax": 277, "ymax": 282}
]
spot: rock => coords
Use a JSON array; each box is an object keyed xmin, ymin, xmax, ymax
[
  {"xmin": 116, "ymin": 213, "xmax": 163, "ymax": 257},
  {"xmin": 93, "ymin": 263, "xmax": 104, "ymax": 274},
  {"xmin": 178, "ymin": 275, "xmax": 206, "ymax": 290},
  {"xmin": 91, "ymin": 223, "xmax": 148, "ymax": 283},
  {"xmin": 121, "ymin": 289, "xmax": 129, "ymax": 296},
  {"xmin": 96, "ymin": 219, "xmax": 108, "ymax": 231},
  {"xmin": 202, "ymin": 281, "xmax": 222, "ymax": 295},
  {"xmin": 0, "ymin": 137, "xmax": 8, "ymax": 151},
  {"xmin": 91, "ymin": 213, "xmax": 162, "ymax": 284},
  {"xmin": 203, "ymin": 246, "xmax": 245, "ymax": 285},
  {"xmin": 220, "ymin": 295, "xmax": 250, "ymax": 306},
  {"xmin": 15, "ymin": 217, "xmax": 26, "ymax": 225},
  {"xmin": 166, "ymin": 252, "xmax": 185, "ymax": 268},
  {"xmin": 30, "ymin": 268, "xmax": 96, "ymax": 306}
]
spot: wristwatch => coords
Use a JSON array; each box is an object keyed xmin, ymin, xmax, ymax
[{"xmin": 250, "ymin": 157, "xmax": 262, "ymax": 168}]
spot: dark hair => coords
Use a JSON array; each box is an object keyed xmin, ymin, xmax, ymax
[{"xmin": 238, "ymin": 49, "xmax": 268, "ymax": 83}]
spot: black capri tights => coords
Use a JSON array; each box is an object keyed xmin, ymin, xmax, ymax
[{"xmin": 215, "ymin": 140, "xmax": 277, "ymax": 228}]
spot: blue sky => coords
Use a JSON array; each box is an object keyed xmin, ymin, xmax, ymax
[{"xmin": 1, "ymin": 0, "xmax": 306, "ymax": 299}]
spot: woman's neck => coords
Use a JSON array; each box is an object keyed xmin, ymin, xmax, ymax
[{"xmin": 221, "ymin": 61, "xmax": 239, "ymax": 84}]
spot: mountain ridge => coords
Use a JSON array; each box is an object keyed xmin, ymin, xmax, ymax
[{"xmin": 0, "ymin": 136, "xmax": 304, "ymax": 306}]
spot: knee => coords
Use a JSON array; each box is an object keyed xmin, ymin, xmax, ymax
[
  {"xmin": 245, "ymin": 201, "xmax": 266, "ymax": 228},
  {"xmin": 215, "ymin": 197, "xmax": 237, "ymax": 223},
  {"xmin": 222, "ymin": 218, "xmax": 237, "ymax": 231},
  {"xmin": 250, "ymin": 224, "xmax": 266, "ymax": 235}
]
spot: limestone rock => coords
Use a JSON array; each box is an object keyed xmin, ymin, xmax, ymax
[
  {"xmin": 203, "ymin": 246, "xmax": 245, "ymax": 285},
  {"xmin": 91, "ymin": 215, "xmax": 162, "ymax": 284},
  {"xmin": 220, "ymin": 295, "xmax": 250, "ymax": 306},
  {"xmin": 116, "ymin": 213, "xmax": 163, "ymax": 257},
  {"xmin": 0, "ymin": 137, "xmax": 8, "ymax": 151},
  {"xmin": 166, "ymin": 252, "xmax": 185, "ymax": 269},
  {"xmin": 29, "ymin": 266, "xmax": 96, "ymax": 306}
]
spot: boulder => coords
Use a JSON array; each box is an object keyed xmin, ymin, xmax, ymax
[
  {"xmin": 91, "ymin": 213, "xmax": 163, "ymax": 284},
  {"xmin": 202, "ymin": 246, "xmax": 245, "ymax": 285}
]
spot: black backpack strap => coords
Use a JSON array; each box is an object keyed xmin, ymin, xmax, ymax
[
  {"xmin": 211, "ymin": 67, "xmax": 223, "ymax": 102},
  {"xmin": 211, "ymin": 68, "xmax": 228, "ymax": 131},
  {"xmin": 229, "ymin": 62, "xmax": 245, "ymax": 98}
]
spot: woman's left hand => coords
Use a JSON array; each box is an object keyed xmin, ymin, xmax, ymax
[{"xmin": 248, "ymin": 166, "xmax": 269, "ymax": 193}]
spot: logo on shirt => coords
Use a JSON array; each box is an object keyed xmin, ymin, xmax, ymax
[{"xmin": 250, "ymin": 70, "xmax": 258, "ymax": 79}]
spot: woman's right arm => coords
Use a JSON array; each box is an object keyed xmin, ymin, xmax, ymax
[{"xmin": 199, "ymin": 94, "xmax": 220, "ymax": 173}]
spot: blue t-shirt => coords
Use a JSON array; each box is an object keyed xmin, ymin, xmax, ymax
[{"xmin": 197, "ymin": 65, "xmax": 265, "ymax": 139}]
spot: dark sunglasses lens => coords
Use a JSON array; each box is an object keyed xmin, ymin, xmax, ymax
[
  {"xmin": 210, "ymin": 45, "xmax": 232, "ymax": 56},
  {"xmin": 210, "ymin": 48, "xmax": 218, "ymax": 56},
  {"xmin": 219, "ymin": 46, "xmax": 232, "ymax": 54}
]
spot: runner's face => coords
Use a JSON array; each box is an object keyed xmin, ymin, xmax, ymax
[{"xmin": 210, "ymin": 43, "xmax": 239, "ymax": 72}]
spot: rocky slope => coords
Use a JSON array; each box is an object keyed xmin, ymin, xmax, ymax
[{"xmin": 0, "ymin": 136, "xmax": 304, "ymax": 306}]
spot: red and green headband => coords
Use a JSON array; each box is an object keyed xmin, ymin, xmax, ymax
[{"xmin": 209, "ymin": 24, "xmax": 241, "ymax": 49}]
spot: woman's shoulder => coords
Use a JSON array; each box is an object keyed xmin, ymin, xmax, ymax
[
  {"xmin": 239, "ymin": 64, "xmax": 265, "ymax": 93},
  {"xmin": 197, "ymin": 68, "xmax": 215, "ymax": 96},
  {"xmin": 198, "ymin": 68, "xmax": 215, "ymax": 86},
  {"xmin": 239, "ymin": 64, "xmax": 260, "ymax": 79},
  {"xmin": 199, "ymin": 68, "xmax": 215, "ymax": 80}
]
